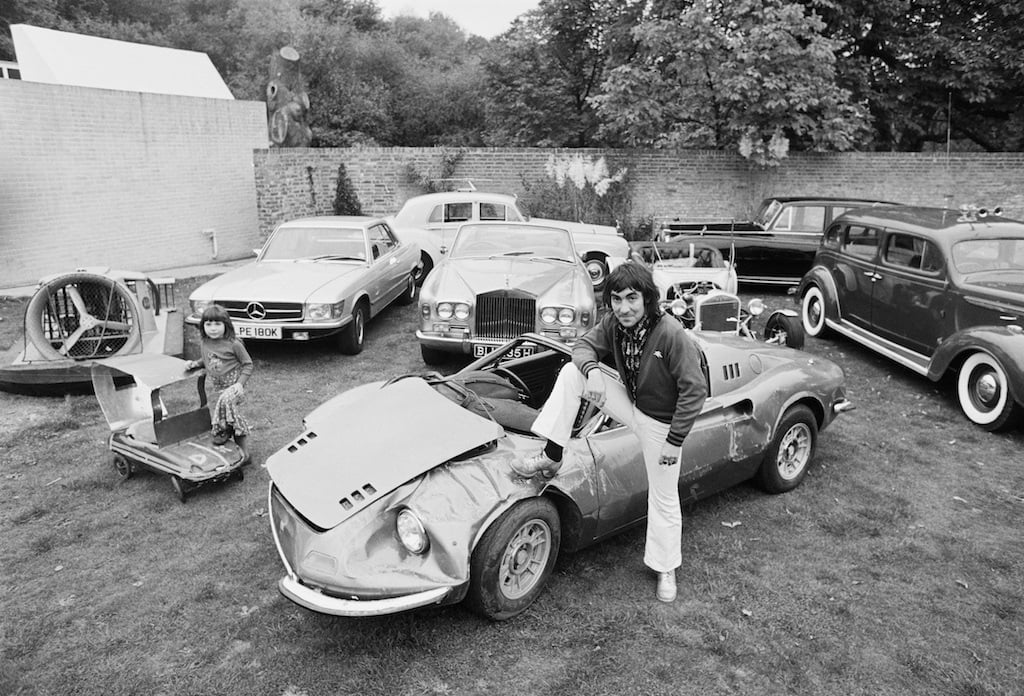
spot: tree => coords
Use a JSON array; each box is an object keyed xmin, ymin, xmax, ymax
[
  {"xmin": 481, "ymin": 0, "xmax": 639, "ymax": 147},
  {"xmin": 592, "ymin": 0, "xmax": 872, "ymax": 163},
  {"xmin": 812, "ymin": 0, "xmax": 1024, "ymax": 152},
  {"xmin": 332, "ymin": 162, "xmax": 362, "ymax": 214}
]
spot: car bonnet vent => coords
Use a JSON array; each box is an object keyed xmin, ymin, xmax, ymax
[
  {"xmin": 722, "ymin": 362, "xmax": 741, "ymax": 380},
  {"xmin": 286, "ymin": 431, "xmax": 319, "ymax": 453},
  {"xmin": 339, "ymin": 484, "xmax": 378, "ymax": 511}
]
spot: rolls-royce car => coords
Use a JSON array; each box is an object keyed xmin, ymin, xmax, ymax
[
  {"xmin": 416, "ymin": 222, "xmax": 597, "ymax": 365},
  {"xmin": 390, "ymin": 190, "xmax": 629, "ymax": 289},
  {"xmin": 266, "ymin": 332, "xmax": 852, "ymax": 621},
  {"xmin": 187, "ymin": 216, "xmax": 419, "ymax": 354}
]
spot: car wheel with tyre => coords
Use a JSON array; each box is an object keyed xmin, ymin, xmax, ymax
[
  {"xmin": 801, "ymin": 285, "xmax": 829, "ymax": 338},
  {"xmin": 467, "ymin": 498, "xmax": 561, "ymax": 621},
  {"xmin": 757, "ymin": 405, "xmax": 817, "ymax": 493},
  {"xmin": 584, "ymin": 256, "xmax": 609, "ymax": 291},
  {"xmin": 337, "ymin": 302, "xmax": 366, "ymax": 355},
  {"xmin": 957, "ymin": 351, "xmax": 1019, "ymax": 431},
  {"xmin": 413, "ymin": 252, "xmax": 433, "ymax": 286},
  {"xmin": 764, "ymin": 312, "xmax": 806, "ymax": 350},
  {"xmin": 397, "ymin": 275, "xmax": 416, "ymax": 305}
]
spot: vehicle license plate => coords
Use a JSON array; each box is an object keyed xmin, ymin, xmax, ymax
[
  {"xmin": 236, "ymin": 323, "xmax": 282, "ymax": 339},
  {"xmin": 473, "ymin": 343, "xmax": 536, "ymax": 360}
]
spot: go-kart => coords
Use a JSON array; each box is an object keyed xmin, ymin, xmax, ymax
[
  {"xmin": 0, "ymin": 268, "xmax": 183, "ymax": 394},
  {"xmin": 91, "ymin": 353, "xmax": 246, "ymax": 502}
]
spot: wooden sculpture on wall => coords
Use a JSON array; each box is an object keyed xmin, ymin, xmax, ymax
[{"xmin": 266, "ymin": 46, "xmax": 312, "ymax": 147}]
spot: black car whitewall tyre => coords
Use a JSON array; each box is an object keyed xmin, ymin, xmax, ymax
[
  {"xmin": 957, "ymin": 352, "xmax": 1018, "ymax": 431},
  {"xmin": 757, "ymin": 405, "xmax": 817, "ymax": 493},
  {"xmin": 337, "ymin": 302, "xmax": 366, "ymax": 355},
  {"xmin": 468, "ymin": 498, "xmax": 561, "ymax": 621},
  {"xmin": 801, "ymin": 286, "xmax": 828, "ymax": 338}
]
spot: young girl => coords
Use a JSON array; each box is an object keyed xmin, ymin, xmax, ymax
[{"xmin": 186, "ymin": 304, "xmax": 254, "ymax": 461}]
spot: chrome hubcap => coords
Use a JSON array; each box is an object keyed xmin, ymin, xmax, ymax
[
  {"xmin": 777, "ymin": 423, "xmax": 811, "ymax": 480},
  {"xmin": 499, "ymin": 521, "xmax": 551, "ymax": 599},
  {"xmin": 974, "ymin": 371, "xmax": 1000, "ymax": 406}
]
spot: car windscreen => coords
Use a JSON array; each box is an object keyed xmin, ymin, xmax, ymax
[
  {"xmin": 951, "ymin": 238, "xmax": 1024, "ymax": 274},
  {"xmin": 261, "ymin": 227, "xmax": 366, "ymax": 261},
  {"xmin": 449, "ymin": 225, "xmax": 575, "ymax": 262}
]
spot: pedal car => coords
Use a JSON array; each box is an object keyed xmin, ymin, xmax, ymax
[{"xmin": 91, "ymin": 353, "xmax": 246, "ymax": 502}]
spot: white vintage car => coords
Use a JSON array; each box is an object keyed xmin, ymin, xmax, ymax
[
  {"xmin": 389, "ymin": 190, "xmax": 629, "ymax": 289},
  {"xmin": 187, "ymin": 216, "xmax": 419, "ymax": 354}
]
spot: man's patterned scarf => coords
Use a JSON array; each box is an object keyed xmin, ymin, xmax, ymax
[{"xmin": 618, "ymin": 314, "xmax": 651, "ymax": 401}]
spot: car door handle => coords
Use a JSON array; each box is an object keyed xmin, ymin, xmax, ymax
[
  {"xmin": 863, "ymin": 271, "xmax": 881, "ymax": 281},
  {"xmin": 1000, "ymin": 315, "xmax": 1018, "ymax": 321}
]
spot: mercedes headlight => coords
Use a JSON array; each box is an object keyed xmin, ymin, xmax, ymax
[
  {"xmin": 190, "ymin": 300, "xmax": 211, "ymax": 317},
  {"xmin": 306, "ymin": 301, "xmax": 345, "ymax": 322}
]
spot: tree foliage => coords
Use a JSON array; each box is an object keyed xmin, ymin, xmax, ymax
[
  {"xmin": 592, "ymin": 0, "xmax": 872, "ymax": 163},
  {"xmin": 1, "ymin": 0, "xmax": 1021, "ymax": 153}
]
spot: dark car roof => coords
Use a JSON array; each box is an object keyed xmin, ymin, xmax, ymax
[
  {"xmin": 763, "ymin": 196, "xmax": 900, "ymax": 206},
  {"xmin": 834, "ymin": 206, "xmax": 1024, "ymax": 243}
]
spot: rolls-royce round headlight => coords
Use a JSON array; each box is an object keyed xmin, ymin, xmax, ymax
[
  {"xmin": 396, "ymin": 509, "xmax": 429, "ymax": 554},
  {"xmin": 437, "ymin": 302, "xmax": 453, "ymax": 320},
  {"xmin": 541, "ymin": 307, "xmax": 558, "ymax": 324},
  {"xmin": 558, "ymin": 308, "xmax": 575, "ymax": 325},
  {"xmin": 747, "ymin": 298, "xmax": 765, "ymax": 316},
  {"xmin": 454, "ymin": 303, "xmax": 470, "ymax": 320}
]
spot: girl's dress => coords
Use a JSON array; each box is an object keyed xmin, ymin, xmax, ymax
[{"xmin": 198, "ymin": 337, "xmax": 253, "ymax": 438}]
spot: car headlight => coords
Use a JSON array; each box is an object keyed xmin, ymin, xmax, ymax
[
  {"xmin": 437, "ymin": 302, "xmax": 453, "ymax": 320},
  {"xmin": 747, "ymin": 298, "xmax": 765, "ymax": 316},
  {"xmin": 190, "ymin": 299, "xmax": 211, "ymax": 317},
  {"xmin": 453, "ymin": 303, "xmax": 470, "ymax": 320},
  {"xmin": 306, "ymin": 301, "xmax": 345, "ymax": 322},
  {"xmin": 540, "ymin": 307, "xmax": 558, "ymax": 324},
  {"xmin": 557, "ymin": 308, "xmax": 575, "ymax": 325},
  {"xmin": 396, "ymin": 509, "xmax": 429, "ymax": 554}
]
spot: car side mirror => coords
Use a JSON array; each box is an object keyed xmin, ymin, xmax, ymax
[
  {"xmin": 252, "ymin": 248, "xmax": 261, "ymax": 257},
  {"xmin": 440, "ymin": 245, "xmax": 448, "ymax": 255}
]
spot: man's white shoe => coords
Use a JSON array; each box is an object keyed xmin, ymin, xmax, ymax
[
  {"xmin": 510, "ymin": 451, "xmax": 562, "ymax": 479},
  {"xmin": 656, "ymin": 571, "xmax": 677, "ymax": 602}
]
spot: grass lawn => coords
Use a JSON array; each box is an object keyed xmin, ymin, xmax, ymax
[{"xmin": 1, "ymin": 279, "xmax": 1021, "ymax": 696}]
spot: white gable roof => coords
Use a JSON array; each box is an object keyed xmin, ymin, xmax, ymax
[{"xmin": 10, "ymin": 24, "xmax": 234, "ymax": 99}]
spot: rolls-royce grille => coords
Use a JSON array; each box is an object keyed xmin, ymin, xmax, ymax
[
  {"xmin": 475, "ymin": 291, "xmax": 536, "ymax": 340},
  {"xmin": 697, "ymin": 296, "xmax": 739, "ymax": 332},
  {"xmin": 219, "ymin": 300, "xmax": 304, "ymax": 322}
]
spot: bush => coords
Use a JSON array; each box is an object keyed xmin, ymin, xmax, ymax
[
  {"xmin": 332, "ymin": 162, "xmax": 363, "ymax": 215},
  {"xmin": 518, "ymin": 153, "xmax": 631, "ymax": 231}
]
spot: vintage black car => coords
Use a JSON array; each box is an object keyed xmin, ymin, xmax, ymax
[
  {"xmin": 661, "ymin": 197, "xmax": 899, "ymax": 285},
  {"xmin": 796, "ymin": 205, "xmax": 1024, "ymax": 430}
]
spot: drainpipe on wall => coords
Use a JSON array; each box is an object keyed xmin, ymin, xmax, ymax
[{"xmin": 203, "ymin": 228, "xmax": 218, "ymax": 259}]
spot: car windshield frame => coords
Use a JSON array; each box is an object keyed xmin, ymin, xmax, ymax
[
  {"xmin": 448, "ymin": 224, "xmax": 577, "ymax": 263},
  {"xmin": 261, "ymin": 226, "xmax": 368, "ymax": 262},
  {"xmin": 950, "ymin": 237, "xmax": 1024, "ymax": 275}
]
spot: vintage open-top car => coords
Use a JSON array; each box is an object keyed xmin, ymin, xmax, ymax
[
  {"xmin": 267, "ymin": 331, "xmax": 852, "ymax": 621},
  {"xmin": 187, "ymin": 216, "xmax": 419, "ymax": 354},
  {"xmin": 629, "ymin": 241, "xmax": 805, "ymax": 349},
  {"xmin": 390, "ymin": 189, "xmax": 629, "ymax": 289},
  {"xmin": 416, "ymin": 222, "xmax": 598, "ymax": 365},
  {"xmin": 797, "ymin": 204, "xmax": 1024, "ymax": 430}
]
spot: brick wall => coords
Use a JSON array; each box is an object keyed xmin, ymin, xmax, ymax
[
  {"xmin": 254, "ymin": 147, "xmax": 1024, "ymax": 240},
  {"xmin": 0, "ymin": 79, "xmax": 267, "ymax": 287}
]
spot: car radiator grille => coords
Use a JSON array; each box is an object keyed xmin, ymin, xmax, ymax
[
  {"xmin": 697, "ymin": 295, "xmax": 739, "ymax": 332},
  {"xmin": 218, "ymin": 300, "xmax": 304, "ymax": 322},
  {"xmin": 475, "ymin": 291, "xmax": 536, "ymax": 340}
]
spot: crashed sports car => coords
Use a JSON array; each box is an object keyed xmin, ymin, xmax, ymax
[{"xmin": 267, "ymin": 332, "xmax": 852, "ymax": 621}]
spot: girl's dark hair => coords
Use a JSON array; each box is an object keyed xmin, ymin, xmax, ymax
[
  {"xmin": 198, "ymin": 304, "xmax": 236, "ymax": 340},
  {"xmin": 602, "ymin": 261, "xmax": 662, "ymax": 320}
]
